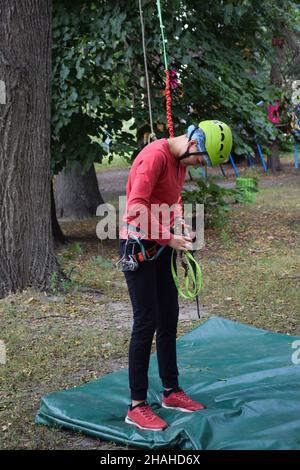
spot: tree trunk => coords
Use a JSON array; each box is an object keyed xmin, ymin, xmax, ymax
[
  {"xmin": 268, "ymin": 33, "xmax": 285, "ymax": 172},
  {"xmin": 51, "ymin": 179, "xmax": 67, "ymax": 246},
  {"xmin": 55, "ymin": 161, "xmax": 104, "ymax": 219},
  {"xmin": 0, "ymin": 0, "xmax": 64, "ymax": 298},
  {"xmin": 268, "ymin": 140, "xmax": 281, "ymax": 172}
]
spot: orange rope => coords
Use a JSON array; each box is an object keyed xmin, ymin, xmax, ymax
[{"xmin": 165, "ymin": 69, "xmax": 174, "ymax": 138}]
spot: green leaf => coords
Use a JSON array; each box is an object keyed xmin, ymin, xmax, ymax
[{"xmin": 76, "ymin": 66, "xmax": 85, "ymax": 80}]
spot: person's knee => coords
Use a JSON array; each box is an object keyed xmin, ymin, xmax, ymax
[
  {"xmin": 156, "ymin": 323, "xmax": 178, "ymax": 338},
  {"xmin": 131, "ymin": 320, "xmax": 156, "ymax": 339},
  {"xmin": 157, "ymin": 308, "xmax": 179, "ymax": 330}
]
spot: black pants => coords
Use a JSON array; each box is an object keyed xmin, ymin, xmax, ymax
[{"xmin": 119, "ymin": 239, "xmax": 179, "ymax": 401}]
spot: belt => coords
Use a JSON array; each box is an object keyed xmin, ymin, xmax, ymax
[
  {"xmin": 126, "ymin": 223, "xmax": 166, "ymax": 262},
  {"xmin": 132, "ymin": 243, "xmax": 161, "ymax": 263}
]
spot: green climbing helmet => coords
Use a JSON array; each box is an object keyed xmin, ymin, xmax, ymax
[{"xmin": 199, "ymin": 120, "xmax": 232, "ymax": 167}]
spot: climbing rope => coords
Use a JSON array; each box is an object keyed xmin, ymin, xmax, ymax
[
  {"xmin": 165, "ymin": 69, "xmax": 174, "ymax": 137},
  {"xmin": 156, "ymin": 0, "xmax": 168, "ymax": 70},
  {"xmin": 138, "ymin": 0, "xmax": 175, "ymax": 138},
  {"xmin": 138, "ymin": 0, "xmax": 156, "ymax": 140},
  {"xmin": 156, "ymin": 0, "xmax": 174, "ymax": 137}
]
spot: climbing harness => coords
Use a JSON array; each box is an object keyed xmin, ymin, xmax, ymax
[
  {"xmin": 116, "ymin": 224, "xmax": 167, "ymax": 272},
  {"xmin": 116, "ymin": 241, "xmax": 139, "ymax": 272},
  {"xmin": 116, "ymin": 228, "xmax": 202, "ymax": 319},
  {"xmin": 116, "ymin": 237, "xmax": 165, "ymax": 271}
]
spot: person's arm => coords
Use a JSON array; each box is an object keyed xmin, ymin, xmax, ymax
[
  {"xmin": 174, "ymin": 193, "xmax": 184, "ymax": 220},
  {"xmin": 174, "ymin": 193, "xmax": 185, "ymax": 232},
  {"xmin": 126, "ymin": 153, "xmax": 173, "ymax": 245},
  {"xmin": 174, "ymin": 194, "xmax": 198, "ymax": 242}
]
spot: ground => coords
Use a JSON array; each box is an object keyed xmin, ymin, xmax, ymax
[{"xmin": 0, "ymin": 153, "xmax": 299, "ymax": 449}]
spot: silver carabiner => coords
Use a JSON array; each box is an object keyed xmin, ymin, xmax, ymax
[{"xmin": 116, "ymin": 239, "xmax": 139, "ymax": 272}]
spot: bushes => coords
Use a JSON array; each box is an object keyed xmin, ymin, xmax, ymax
[
  {"xmin": 236, "ymin": 177, "xmax": 258, "ymax": 203},
  {"xmin": 182, "ymin": 178, "xmax": 241, "ymax": 228}
]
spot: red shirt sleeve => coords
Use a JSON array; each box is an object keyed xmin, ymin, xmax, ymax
[{"xmin": 126, "ymin": 152, "xmax": 173, "ymax": 245}]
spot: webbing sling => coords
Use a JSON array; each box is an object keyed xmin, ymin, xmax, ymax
[{"xmin": 171, "ymin": 249, "xmax": 202, "ymax": 300}]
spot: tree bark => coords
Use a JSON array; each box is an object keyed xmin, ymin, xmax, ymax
[
  {"xmin": 282, "ymin": 27, "xmax": 300, "ymax": 79},
  {"xmin": 0, "ymin": 0, "xmax": 64, "ymax": 298},
  {"xmin": 268, "ymin": 140, "xmax": 281, "ymax": 172},
  {"xmin": 51, "ymin": 179, "xmax": 67, "ymax": 246},
  {"xmin": 55, "ymin": 161, "xmax": 104, "ymax": 219}
]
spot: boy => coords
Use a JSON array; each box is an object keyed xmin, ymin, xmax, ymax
[{"xmin": 119, "ymin": 121, "xmax": 232, "ymax": 431}]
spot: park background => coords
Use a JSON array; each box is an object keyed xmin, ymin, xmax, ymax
[{"xmin": 0, "ymin": 0, "xmax": 300, "ymax": 449}]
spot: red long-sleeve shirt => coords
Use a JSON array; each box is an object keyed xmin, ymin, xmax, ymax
[{"xmin": 120, "ymin": 138, "xmax": 186, "ymax": 245}]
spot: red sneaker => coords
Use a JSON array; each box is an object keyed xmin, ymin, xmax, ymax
[
  {"xmin": 125, "ymin": 402, "xmax": 168, "ymax": 431},
  {"xmin": 162, "ymin": 388, "xmax": 205, "ymax": 412}
]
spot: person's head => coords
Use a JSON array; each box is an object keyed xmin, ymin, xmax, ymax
[{"xmin": 174, "ymin": 120, "xmax": 232, "ymax": 168}]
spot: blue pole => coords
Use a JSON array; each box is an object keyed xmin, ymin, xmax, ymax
[
  {"xmin": 294, "ymin": 142, "xmax": 298, "ymax": 169},
  {"xmin": 256, "ymin": 142, "xmax": 268, "ymax": 173},
  {"xmin": 229, "ymin": 154, "xmax": 239, "ymax": 177}
]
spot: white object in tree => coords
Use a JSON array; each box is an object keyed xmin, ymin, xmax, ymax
[
  {"xmin": 0, "ymin": 340, "xmax": 6, "ymax": 364},
  {"xmin": 0, "ymin": 80, "xmax": 6, "ymax": 104}
]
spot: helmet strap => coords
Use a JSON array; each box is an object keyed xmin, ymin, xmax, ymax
[
  {"xmin": 178, "ymin": 125, "xmax": 208, "ymax": 162},
  {"xmin": 178, "ymin": 150, "xmax": 207, "ymax": 161},
  {"xmin": 177, "ymin": 149, "xmax": 207, "ymax": 175}
]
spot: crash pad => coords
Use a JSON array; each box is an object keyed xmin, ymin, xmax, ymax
[{"xmin": 36, "ymin": 316, "xmax": 300, "ymax": 450}]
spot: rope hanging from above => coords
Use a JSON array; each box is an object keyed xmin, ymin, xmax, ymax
[
  {"xmin": 156, "ymin": 0, "xmax": 174, "ymax": 138},
  {"xmin": 165, "ymin": 69, "xmax": 174, "ymax": 138},
  {"xmin": 138, "ymin": 0, "xmax": 156, "ymax": 141}
]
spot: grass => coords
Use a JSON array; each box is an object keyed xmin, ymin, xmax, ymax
[
  {"xmin": 94, "ymin": 154, "xmax": 130, "ymax": 173},
  {"xmin": 197, "ymin": 177, "xmax": 300, "ymax": 334},
  {"xmin": 1, "ymin": 167, "xmax": 300, "ymax": 449}
]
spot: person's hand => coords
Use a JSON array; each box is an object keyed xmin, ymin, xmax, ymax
[
  {"xmin": 168, "ymin": 235, "xmax": 193, "ymax": 251},
  {"xmin": 183, "ymin": 223, "xmax": 197, "ymax": 242}
]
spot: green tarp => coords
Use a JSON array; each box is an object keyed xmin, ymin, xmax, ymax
[{"xmin": 36, "ymin": 316, "xmax": 300, "ymax": 450}]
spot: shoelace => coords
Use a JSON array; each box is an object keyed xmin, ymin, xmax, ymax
[
  {"xmin": 173, "ymin": 389, "xmax": 193, "ymax": 403},
  {"xmin": 139, "ymin": 405, "xmax": 156, "ymax": 420}
]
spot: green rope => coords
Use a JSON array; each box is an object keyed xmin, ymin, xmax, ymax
[
  {"xmin": 138, "ymin": 0, "xmax": 155, "ymax": 137},
  {"xmin": 171, "ymin": 250, "xmax": 202, "ymax": 300},
  {"xmin": 156, "ymin": 0, "xmax": 168, "ymax": 70}
]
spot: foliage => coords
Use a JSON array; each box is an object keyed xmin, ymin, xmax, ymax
[
  {"xmin": 236, "ymin": 177, "xmax": 258, "ymax": 204},
  {"xmin": 181, "ymin": 177, "xmax": 241, "ymax": 227},
  {"xmin": 52, "ymin": 1, "xmax": 136, "ymax": 174},
  {"xmin": 239, "ymin": 166, "xmax": 261, "ymax": 183},
  {"xmin": 91, "ymin": 255, "xmax": 114, "ymax": 269},
  {"xmin": 52, "ymin": 0, "xmax": 300, "ymax": 174}
]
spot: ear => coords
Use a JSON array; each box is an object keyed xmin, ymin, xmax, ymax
[{"xmin": 187, "ymin": 139, "xmax": 197, "ymax": 149}]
